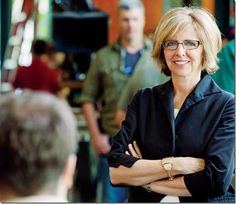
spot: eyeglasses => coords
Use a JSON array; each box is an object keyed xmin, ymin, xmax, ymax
[{"xmin": 162, "ymin": 40, "xmax": 201, "ymax": 50}]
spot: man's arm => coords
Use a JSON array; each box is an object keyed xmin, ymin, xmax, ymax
[
  {"xmin": 115, "ymin": 79, "xmax": 134, "ymax": 128},
  {"xmin": 80, "ymin": 52, "xmax": 111, "ymax": 155},
  {"xmin": 82, "ymin": 102, "xmax": 110, "ymax": 155}
]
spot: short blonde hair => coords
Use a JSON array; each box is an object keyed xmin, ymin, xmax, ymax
[{"xmin": 152, "ymin": 7, "xmax": 222, "ymax": 76}]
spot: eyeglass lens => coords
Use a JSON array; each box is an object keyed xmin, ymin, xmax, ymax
[{"xmin": 163, "ymin": 40, "xmax": 200, "ymax": 50}]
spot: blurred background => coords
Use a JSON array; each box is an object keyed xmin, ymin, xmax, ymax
[
  {"xmin": 0, "ymin": 0, "xmax": 234, "ymax": 99},
  {"xmin": 0, "ymin": 0, "xmax": 234, "ymax": 202}
]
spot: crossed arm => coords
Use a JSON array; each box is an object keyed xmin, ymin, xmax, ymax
[{"xmin": 109, "ymin": 141, "xmax": 205, "ymax": 196}]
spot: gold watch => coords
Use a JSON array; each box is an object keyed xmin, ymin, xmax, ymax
[{"xmin": 161, "ymin": 157, "xmax": 174, "ymax": 181}]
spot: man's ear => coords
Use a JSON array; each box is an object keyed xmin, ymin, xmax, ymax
[{"xmin": 61, "ymin": 154, "xmax": 77, "ymax": 190}]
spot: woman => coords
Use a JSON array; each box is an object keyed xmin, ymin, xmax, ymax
[{"xmin": 108, "ymin": 7, "xmax": 235, "ymax": 202}]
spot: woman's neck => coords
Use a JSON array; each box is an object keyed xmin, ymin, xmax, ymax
[
  {"xmin": 173, "ymin": 74, "xmax": 201, "ymax": 95},
  {"xmin": 172, "ymin": 75, "xmax": 201, "ymax": 109}
]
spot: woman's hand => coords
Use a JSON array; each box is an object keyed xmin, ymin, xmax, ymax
[
  {"xmin": 126, "ymin": 141, "xmax": 152, "ymax": 190},
  {"xmin": 125, "ymin": 141, "xmax": 142, "ymax": 159},
  {"xmin": 174, "ymin": 157, "xmax": 205, "ymax": 175},
  {"xmin": 126, "ymin": 141, "xmax": 205, "ymax": 175}
]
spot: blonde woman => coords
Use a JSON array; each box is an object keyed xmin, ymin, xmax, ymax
[{"xmin": 108, "ymin": 7, "xmax": 234, "ymax": 202}]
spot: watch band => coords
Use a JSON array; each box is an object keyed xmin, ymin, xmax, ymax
[
  {"xmin": 166, "ymin": 169, "xmax": 174, "ymax": 181},
  {"xmin": 161, "ymin": 157, "xmax": 174, "ymax": 181}
]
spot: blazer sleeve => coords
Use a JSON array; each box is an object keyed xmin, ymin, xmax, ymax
[
  {"xmin": 107, "ymin": 90, "xmax": 141, "ymax": 168},
  {"xmin": 184, "ymin": 94, "xmax": 235, "ymax": 198}
]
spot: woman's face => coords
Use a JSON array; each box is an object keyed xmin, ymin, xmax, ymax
[{"xmin": 163, "ymin": 25, "xmax": 203, "ymax": 80}]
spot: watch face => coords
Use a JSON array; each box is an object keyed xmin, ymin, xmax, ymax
[{"xmin": 164, "ymin": 163, "xmax": 172, "ymax": 171}]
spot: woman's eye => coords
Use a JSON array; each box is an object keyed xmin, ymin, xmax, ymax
[
  {"xmin": 167, "ymin": 41, "xmax": 176, "ymax": 46},
  {"xmin": 184, "ymin": 40, "xmax": 196, "ymax": 46}
]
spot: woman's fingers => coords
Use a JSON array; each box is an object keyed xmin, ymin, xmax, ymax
[
  {"xmin": 128, "ymin": 144, "xmax": 139, "ymax": 158},
  {"xmin": 133, "ymin": 141, "xmax": 142, "ymax": 159},
  {"xmin": 127, "ymin": 141, "xmax": 142, "ymax": 159}
]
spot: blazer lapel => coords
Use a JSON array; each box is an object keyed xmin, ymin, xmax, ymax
[
  {"xmin": 154, "ymin": 73, "xmax": 221, "ymax": 155},
  {"xmin": 179, "ymin": 73, "xmax": 221, "ymax": 115},
  {"xmin": 156, "ymin": 81, "xmax": 176, "ymax": 155}
]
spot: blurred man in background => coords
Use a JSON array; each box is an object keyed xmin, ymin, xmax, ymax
[{"xmin": 79, "ymin": 0, "xmax": 165, "ymax": 202}]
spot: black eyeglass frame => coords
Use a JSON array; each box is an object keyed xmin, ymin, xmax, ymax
[{"xmin": 162, "ymin": 40, "xmax": 201, "ymax": 50}]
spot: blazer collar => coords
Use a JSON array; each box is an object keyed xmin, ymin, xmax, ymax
[
  {"xmin": 154, "ymin": 72, "xmax": 221, "ymax": 155},
  {"xmin": 156, "ymin": 72, "xmax": 222, "ymax": 115},
  {"xmin": 181, "ymin": 73, "xmax": 222, "ymax": 112}
]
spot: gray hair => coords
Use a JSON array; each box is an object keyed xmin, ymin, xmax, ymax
[
  {"xmin": 118, "ymin": 0, "xmax": 144, "ymax": 13},
  {"xmin": 0, "ymin": 90, "xmax": 77, "ymax": 196}
]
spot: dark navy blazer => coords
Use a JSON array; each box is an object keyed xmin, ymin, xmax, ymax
[{"xmin": 108, "ymin": 73, "xmax": 235, "ymax": 202}]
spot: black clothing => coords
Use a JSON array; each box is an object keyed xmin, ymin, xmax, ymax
[{"xmin": 108, "ymin": 73, "xmax": 235, "ymax": 202}]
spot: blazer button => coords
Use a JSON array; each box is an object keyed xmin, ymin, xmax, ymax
[{"xmin": 175, "ymin": 134, "xmax": 179, "ymax": 140}]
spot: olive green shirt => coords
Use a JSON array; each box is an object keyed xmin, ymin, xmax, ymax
[
  {"xmin": 117, "ymin": 63, "xmax": 169, "ymax": 111},
  {"xmin": 79, "ymin": 38, "xmax": 162, "ymax": 136}
]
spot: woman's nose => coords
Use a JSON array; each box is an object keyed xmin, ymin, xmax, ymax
[{"xmin": 175, "ymin": 44, "xmax": 186, "ymax": 56}]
